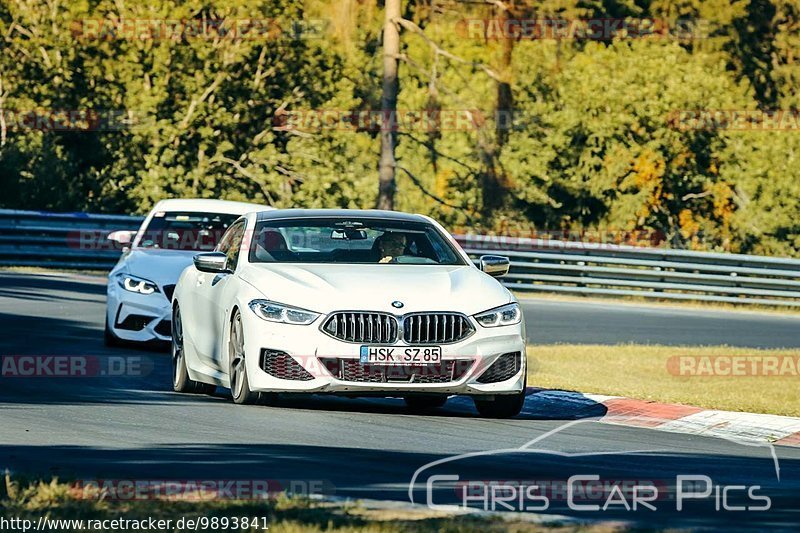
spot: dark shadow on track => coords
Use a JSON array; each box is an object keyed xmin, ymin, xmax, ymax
[
  {"xmin": 0, "ymin": 311, "xmax": 109, "ymax": 355},
  {"xmin": 0, "ymin": 272, "xmax": 106, "ymax": 297},
  {"xmin": 1, "ymin": 441, "xmax": 796, "ymax": 529},
  {"xmin": 1, "ymin": 345, "xmax": 609, "ymax": 420}
]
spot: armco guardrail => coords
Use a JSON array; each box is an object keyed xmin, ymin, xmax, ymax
[
  {"xmin": 1, "ymin": 209, "xmax": 798, "ymax": 307},
  {"xmin": 455, "ymin": 234, "xmax": 800, "ymax": 307},
  {"xmin": 0, "ymin": 209, "xmax": 143, "ymax": 269}
]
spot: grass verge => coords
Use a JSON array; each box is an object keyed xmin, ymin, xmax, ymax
[
  {"xmin": 527, "ymin": 344, "xmax": 800, "ymax": 417},
  {"xmin": 0, "ymin": 475, "xmax": 617, "ymax": 532},
  {"xmin": 514, "ymin": 291, "xmax": 800, "ymax": 316}
]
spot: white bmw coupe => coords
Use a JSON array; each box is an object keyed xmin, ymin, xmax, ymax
[{"xmin": 172, "ymin": 209, "xmax": 527, "ymax": 417}]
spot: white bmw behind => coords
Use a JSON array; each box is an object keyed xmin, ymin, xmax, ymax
[
  {"xmin": 172, "ymin": 209, "xmax": 527, "ymax": 418},
  {"xmin": 105, "ymin": 198, "xmax": 272, "ymax": 346}
]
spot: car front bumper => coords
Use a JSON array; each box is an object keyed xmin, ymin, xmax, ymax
[
  {"xmin": 107, "ymin": 281, "xmax": 173, "ymax": 343},
  {"xmin": 242, "ymin": 311, "xmax": 526, "ymax": 396}
]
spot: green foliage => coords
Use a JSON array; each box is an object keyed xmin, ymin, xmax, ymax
[
  {"xmin": 720, "ymin": 130, "xmax": 800, "ymax": 255},
  {"xmin": 502, "ymin": 40, "xmax": 752, "ymax": 247},
  {"xmin": 0, "ymin": 0, "xmax": 797, "ymax": 256}
]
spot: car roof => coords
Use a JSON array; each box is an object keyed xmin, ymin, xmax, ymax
[
  {"xmin": 151, "ymin": 198, "xmax": 273, "ymax": 216},
  {"xmin": 255, "ymin": 209, "xmax": 428, "ymax": 223}
]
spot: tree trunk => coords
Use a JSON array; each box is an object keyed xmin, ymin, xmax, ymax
[
  {"xmin": 481, "ymin": 1, "xmax": 514, "ymax": 215},
  {"xmin": 377, "ymin": 0, "xmax": 401, "ymax": 211},
  {"xmin": 0, "ymin": 74, "xmax": 6, "ymax": 151},
  {"xmin": 496, "ymin": 7, "xmax": 514, "ymax": 149}
]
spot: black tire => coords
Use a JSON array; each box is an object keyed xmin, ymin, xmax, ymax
[
  {"xmin": 404, "ymin": 395, "xmax": 448, "ymax": 412},
  {"xmin": 473, "ymin": 375, "xmax": 527, "ymax": 419},
  {"xmin": 172, "ymin": 304, "xmax": 215, "ymax": 394},
  {"xmin": 229, "ymin": 310, "xmax": 260, "ymax": 405},
  {"xmin": 104, "ymin": 316, "xmax": 124, "ymax": 348}
]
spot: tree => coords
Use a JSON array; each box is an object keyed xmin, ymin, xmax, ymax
[
  {"xmin": 377, "ymin": 0, "xmax": 401, "ymax": 210},
  {"xmin": 1, "ymin": 0, "xmax": 797, "ymax": 257},
  {"xmin": 500, "ymin": 40, "xmax": 753, "ymax": 247}
]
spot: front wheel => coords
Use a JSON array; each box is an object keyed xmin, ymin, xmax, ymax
[
  {"xmin": 473, "ymin": 375, "xmax": 527, "ymax": 419},
  {"xmin": 229, "ymin": 310, "xmax": 260, "ymax": 405},
  {"xmin": 172, "ymin": 304, "xmax": 215, "ymax": 394}
]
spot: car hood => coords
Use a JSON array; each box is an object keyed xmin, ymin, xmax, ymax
[
  {"xmin": 121, "ymin": 248, "xmax": 198, "ymax": 287},
  {"xmin": 238, "ymin": 263, "xmax": 513, "ymax": 315}
]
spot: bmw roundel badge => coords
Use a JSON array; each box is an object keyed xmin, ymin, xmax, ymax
[{"xmin": 391, "ymin": 301, "xmax": 404, "ymax": 309}]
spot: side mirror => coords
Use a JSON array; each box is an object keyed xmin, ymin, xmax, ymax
[
  {"xmin": 479, "ymin": 255, "xmax": 510, "ymax": 278},
  {"xmin": 193, "ymin": 252, "xmax": 230, "ymax": 274},
  {"xmin": 107, "ymin": 230, "xmax": 134, "ymax": 248}
]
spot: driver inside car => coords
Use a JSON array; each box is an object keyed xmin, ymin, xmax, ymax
[
  {"xmin": 254, "ymin": 229, "xmax": 291, "ymax": 261},
  {"xmin": 374, "ymin": 231, "xmax": 408, "ymax": 263}
]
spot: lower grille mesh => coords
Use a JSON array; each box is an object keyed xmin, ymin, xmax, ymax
[
  {"xmin": 476, "ymin": 352, "xmax": 521, "ymax": 383},
  {"xmin": 319, "ymin": 358, "xmax": 473, "ymax": 384}
]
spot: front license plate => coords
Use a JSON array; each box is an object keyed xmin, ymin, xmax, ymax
[{"xmin": 360, "ymin": 346, "xmax": 442, "ymax": 365}]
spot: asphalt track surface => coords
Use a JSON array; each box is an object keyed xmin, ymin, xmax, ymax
[{"xmin": 1, "ymin": 271, "xmax": 799, "ymax": 529}]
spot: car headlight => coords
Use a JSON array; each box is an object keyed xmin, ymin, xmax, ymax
[
  {"xmin": 248, "ymin": 299, "xmax": 320, "ymax": 325},
  {"xmin": 117, "ymin": 274, "xmax": 159, "ymax": 295},
  {"xmin": 473, "ymin": 303, "xmax": 521, "ymax": 327}
]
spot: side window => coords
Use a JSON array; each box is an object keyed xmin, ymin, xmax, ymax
[{"xmin": 216, "ymin": 220, "xmax": 246, "ymax": 271}]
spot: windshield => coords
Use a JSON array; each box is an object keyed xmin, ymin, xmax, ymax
[
  {"xmin": 136, "ymin": 211, "xmax": 241, "ymax": 251},
  {"xmin": 248, "ymin": 218, "xmax": 466, "ymax": 265}
]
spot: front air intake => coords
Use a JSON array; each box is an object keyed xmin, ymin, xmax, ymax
[
  {"xmin": 476, "ymin": 352, "xmax": 522, "ymax": 383},
  {"xmin": 259, "ymin": 349, "xmax": 314, "ymax": 381}
]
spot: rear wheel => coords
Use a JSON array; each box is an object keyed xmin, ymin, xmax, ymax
[
  {"xmin": 229, "ymin": 310, "xmax": 260, "ymax": 405},
  {"xmin": 404, "ymin": 395, "xmax": 448, "ymax": 412},
  {"xmin": 172, "ymin": 305, "xmax": 215, "ymax": 394}
]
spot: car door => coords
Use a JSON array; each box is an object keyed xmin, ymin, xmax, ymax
[{"xmin": 192, "ymin": 219, "xmax": 247, "ymax": 369}]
